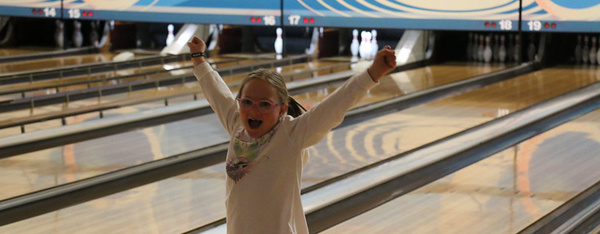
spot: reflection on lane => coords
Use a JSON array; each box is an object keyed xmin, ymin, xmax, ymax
[
  {"xmin": 0, "ymin": 47, "xmax": 55, "ymax": 57},
  {"xmin": 324, "ymin": 103, "xmax": 600, "ymax": 234},
  {"xmin": 296, "ymin": 62, "xmax": 507, "ymax": 109},
  {"xmin": 0, "ymin": 53, "xmax": 118, "ymax": 74},
  {"xmin": 0, "ymin": 62, "xmax": 509, "ymax": 233}
]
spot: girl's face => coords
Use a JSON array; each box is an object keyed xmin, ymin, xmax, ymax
[{"xmin": 238, "ymin": 79, "xmax": 288, "ymax": 138}]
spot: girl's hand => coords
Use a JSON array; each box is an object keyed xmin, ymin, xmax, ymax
[
  {"xmin": 187, "ymin": 36, "xmax": 206, "ymax": 53},
  {"xmin": 187, "ymin": 36, "xmax": 207, "ymax": 66},
  {"xmin": 367, "ymin": 45, "xmax": 397, "ymax": 82}
]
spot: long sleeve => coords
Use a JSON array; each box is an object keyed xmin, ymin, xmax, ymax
[
  {"xmin": 288, "ymin": 70, "xmax": 379, "ymax": 148},
  {"xmin": 193, "ymin": 62, "xmax": 239, "ymax": 136}
]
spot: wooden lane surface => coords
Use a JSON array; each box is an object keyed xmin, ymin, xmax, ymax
[
  {"xmin": 0, "ymin": 59, "xmax": 344, "ymax": 136},
  {"xmin": 0, "ymin": 47, "xmax": 55, "ymax": 57},
  {"xmin": 298, "ymin": 62, "xmax": 508, "ymax": 110},
  {"xmin": 0, "ymin": 163, "xmax": 228, "ymax": 234},
  {"xmin": 0, "ymin": 52, "xmax": 118, "ymax": 74},
  {"xmin": 0, "ymin": 63, "xmax": 508, "ymax": 233},
  {"xmin": 323, "ymin": 104, "xmax": 600, "ymax": 234},
  {"xmin": 302, "ymin": 66, "xmax": 600, "ymax": 187}
]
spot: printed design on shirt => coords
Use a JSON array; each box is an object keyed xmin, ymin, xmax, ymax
[
  {"xmin": 226, "ymin": 123, "xmax": 279, "ymax": 182},
  {"xmin": 226, "ymin": 131, "xmax": 274, "ymax": 182},
  {"xmin": 226, "ymin": 138, "xmax": 261, "ymax": 182}
]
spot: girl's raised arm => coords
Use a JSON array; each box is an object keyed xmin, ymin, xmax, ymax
[
  {"xmin": 188, "ymin": 36, "xmax": 239, "ymax": 136},
  {"xmin": 290, "ymin": 46, "xmax": 396, "ymax": 148}
]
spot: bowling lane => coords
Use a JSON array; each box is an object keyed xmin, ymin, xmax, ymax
[
  {"xmin": 0, "ymin": 52, "xmax": 120, "ymax": 74},
  {"xmin": 0, "ymin": 163, "xmax": 228, "ymax": 234},
  {"xmin": 0, "ymin": 63, "xmax": 515, "ymax": 232},
  {"xmin": 323, "ymin": 99, "xmax": 600, "ymax": 234},
  {"xmin": 0, "ymin": 47, "xmax": 55, "ymax": 57},
  {"xmin": 0, "ymin": 62, "xmax": 504, "ymax": 200}
]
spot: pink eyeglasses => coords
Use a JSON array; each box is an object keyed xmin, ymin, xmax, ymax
[{"xmin": 236, "ymin": 97, "xmax": 283, "ymax": 112}]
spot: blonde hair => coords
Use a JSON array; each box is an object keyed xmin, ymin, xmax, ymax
[{"xmin": 236, "ymin": 68, "xmax": 306, "ymax": 117}]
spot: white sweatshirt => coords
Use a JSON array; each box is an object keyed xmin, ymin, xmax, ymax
[{"xmin": 193, "ymin": 62, "xmax": 378, "ymax": 234}]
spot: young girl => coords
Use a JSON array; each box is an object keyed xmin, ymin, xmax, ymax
[{"xmin": 188, "ymin": 36, "xmax": 396, "ymax": 234}]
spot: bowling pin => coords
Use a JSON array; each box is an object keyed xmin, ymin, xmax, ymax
[
  {"xmin": 73, "ymin": 20, "xmax": 83, "ymax": 48},
  {"xmin": 483, "ymin": 35, "xmax": 492, "ymax": 63},
  {"xmin": 364, "ymin": 31, "xmax": 373, "ymax": 60},
  {"xmin": 371, "ymin": 29, "xmax": 378, "ymax": 59},
  {"xmin": 575, "ymin": 35, "xmax": 582, "ymax": 64},
  {"xmin": 54, "ymin": 20, "xmax": 64, "ymax": 48},
  {"xmin": 498, "ymin": 35, "xmax": 507, "ymax": 63},
  {"xmin": 359, "ymin": 31, "xmax": 366, "ymax": 59},
  {"xmin": 589, "ymin": 37, "xmax": 597, "ymax": 65},
  {"xmin": 166, "ymin": 24, "xmax": 174, "ymax": 46},
  {"xmin": 350, "ymin": 29, "xmax": 359, "ymax": 57},
  {"xmin": 274, "ymin": 27, "xmax": 283, "ymax": 54},
  {"xmin": 582, "ymin": 35, "xmax": 589, "ymax": 64}
]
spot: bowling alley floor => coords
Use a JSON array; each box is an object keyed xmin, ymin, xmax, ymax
[
  {"xmin": 0, "ymin": 61, "xmax": 511, "ymax": 201},
  {"xmin": 0, "ymin": 60, "xmax": 507, "ymax": 231},
  {"xmin": 1, "ymin": 61, "xmax": 599, "ymax": 233}
]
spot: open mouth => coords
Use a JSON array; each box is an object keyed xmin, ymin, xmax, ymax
[{"xmin": 248, "ymin": 119, "xmax": 263, "ymax": 129}]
